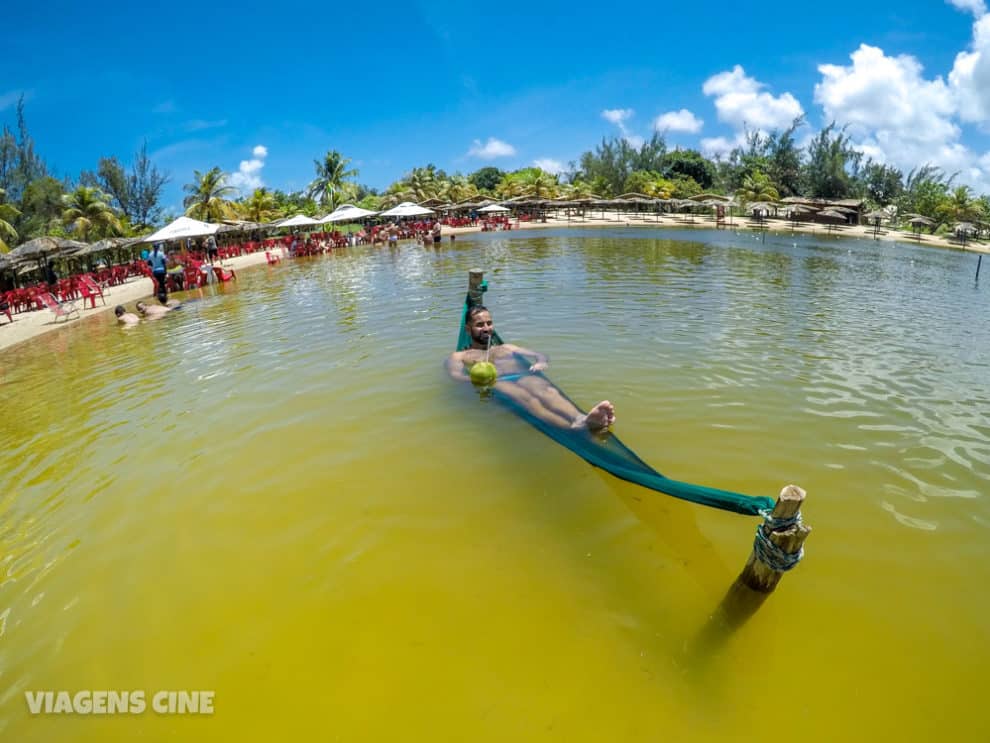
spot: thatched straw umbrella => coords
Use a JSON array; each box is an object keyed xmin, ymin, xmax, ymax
[
  {"xmin": 8, "ymin": 236, "xmax": 87, "ymax": 261},
  {"xmin": 817, "ymin": 208, "xmax": 849, "ymax": 234},
  {"xmin": 782, "ymin": 204, "xmax": 817, "ymax": 225},
  {"xmin": 863, "ymin": 209, "xmax": 888, "ymax": 239},
  {"xmin": 7, "ymin": 237, "xmax": 88, "ymax": 283},
  {"xmin": 954, "ymin": 221, "xmax": 978, "ymax": 247},
  {"xmin": 908, "ymin": 215, "xmax": 935, "ymax": 239}
]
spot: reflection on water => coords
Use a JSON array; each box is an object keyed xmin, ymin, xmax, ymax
[{"xmin": 0, "ymin": 228, "xmax": 987, "ymax": 741}]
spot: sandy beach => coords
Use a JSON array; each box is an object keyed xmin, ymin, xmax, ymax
[
  {"xmin": 1, "ymin": 218, "xmax": 985, "ymax": 355},
  {"xmin": 0, "ymin": 250, "xmax": 273, "ymax": 353}
]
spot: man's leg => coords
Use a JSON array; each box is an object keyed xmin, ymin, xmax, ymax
[
  {"xmin": 493, "ymin": 380, "xmax": 573, "ymax": 428},
  {"xmin": 497, "ymin": 376, "xmax": 615, "ymax": 431}
]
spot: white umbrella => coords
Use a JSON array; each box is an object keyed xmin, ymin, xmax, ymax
[
  {"xmin": 278, "ymin": 214, "xmax": 321, "ymax": 227},
  {"xmin": 477, "ymin": 203, "xmax": 510, "ymax": 213},
  {"xmin": 143, "ymin": 216, "xmax": 219, "ymax": 243},
  {"xmin": 379, "ymin": 202, "xmax": 435, "ymax": 218},
  {"xmin": 319, "ymin": 204, "xmax": 379, "ymax": 223}
]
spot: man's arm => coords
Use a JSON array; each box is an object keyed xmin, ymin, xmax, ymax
[
  {"xmin": 503, "ymin": 343, "xmax": 549, "ymax": 372},
  {"xmin": 446, "ymin": 352, "xmax": 470, "ymax": 381}
]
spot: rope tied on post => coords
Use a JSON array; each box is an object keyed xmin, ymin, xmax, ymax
[{"xmin": 753, "ymin": 511, "xmax": 805, "ymax": 572}]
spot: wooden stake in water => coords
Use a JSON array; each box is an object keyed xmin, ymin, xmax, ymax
[
  {"xmin": 737, "ymin": 485, "xmax": 810, "ymax": 593},
  {"xmin": 690, "ymin": 485, "xmax": 812, "ymax": 658},
  {"xmin": 977, "ymin": 254, "xmax": 983, "ymax": 282},
  {"xmin": 468, "ymin": 269, "xmax": 485, "ymax": 307}
]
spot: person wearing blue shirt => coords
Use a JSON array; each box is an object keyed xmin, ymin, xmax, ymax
[{"xmin": 148, "ymin": 243, "xmax": 169, "ymax": 302}]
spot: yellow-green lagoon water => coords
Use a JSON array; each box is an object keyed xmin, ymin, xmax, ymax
[{"xmin": 1, "ymin": 228, "xmax": 988, "ymax": 741}]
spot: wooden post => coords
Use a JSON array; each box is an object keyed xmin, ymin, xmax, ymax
[
  {"xmin": 468, "ymin": 269, "xmax": 484, "ymax": 307},
  {"xmin": 688, "ymin": 485, "xmax": 811, "ymax": 660},
  {"xmin": 977, "ymin": 254, "xmax": 982, "ymax": 282},
  {"xmin": 736, "ymin": 484, "xmax": 810, "ymax": 593}
]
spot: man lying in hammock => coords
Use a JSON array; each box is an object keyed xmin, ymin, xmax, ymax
[{"xmin": 447, "ymin": 306, "xmax": 616, "ymax": 431}]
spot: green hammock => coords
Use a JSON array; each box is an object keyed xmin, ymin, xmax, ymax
[{"xmin": 456, "ymin": 285, "xmax": 775, "ymax": 517}]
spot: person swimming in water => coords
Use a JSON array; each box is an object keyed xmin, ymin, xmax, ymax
[{"xmin": 446, "ymin": 305, "xmax": 616, "ymax": 431}]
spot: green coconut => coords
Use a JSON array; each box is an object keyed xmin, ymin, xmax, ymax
[{"xmin": 469, "ymin": 361, "xmax": 498, "ymax": 386}]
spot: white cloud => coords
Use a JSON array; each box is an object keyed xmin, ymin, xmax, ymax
[
  {"xmin": 228, "ymin": 144, "xmax": 268, "ymax": 194},
  {"xmin": 533, "ymin": 158, "xmax": 564, "ymax": 174},
  {"xmin": 467, "ymin": 137, "xmax": 516, "ymax": 159},
  {"xmin": 602, "ymin": 108, "xmax": 634, "ymax": 125},
  {"xmin": 814, "ymin": 43, "xmax": 990, "ymax": 193},
  {"xmin": 601, "ymin": 108, "xmax": 643, "ymax": 147},
  {"xmin": 947, "ymin": 0, "xmax": 986, "ymax": 17},
  {"xmin": 703, "ymin": 65, "xmax": 804, "ymax": 131},
  {"xmin": 950, "ymin": 14, "xmax": 990, "ymax": 124},
  {"xmin": 816, "ymin": 45, "xmax": 957, "ymax": 140},
  {"xmin": 654, "ymin": 109, "xmax": 704, "ymax": 133}
]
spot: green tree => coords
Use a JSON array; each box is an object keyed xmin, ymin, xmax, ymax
[
  {"xmin": 801, "ymin": 123, "xmax": 862, "ymax": 199},
  {"xmin": 0, "ymin": 98, "xmax": 47, "ymax": 203},
  {"xmin": 16, "ymin": 176, "xmax": 65, "ymax": 239},
  {"xmin": 237, "ymin": 188, "xmax": 280, "ymax": 222},
  {"xmin": 736, "ymin": 171, "xmax": 780, "ymax": 205},
  {"xmin": 446, "ymin": 174, "xmax": 480, "ymax": 202},
  {"xmin": 623, "ymin": 170, "xmax": 661, "ymax": 195},
  {"xmin": 715, "ymin": 119, "xmax": 804, "ymax": 197},
  {"xmin": 468, "ymin": 167, "xmax": 504, "ymax": 193},
  {"xmin": 183, "ymin": 167, "xmax": 236, "ymax": 221},
  {"xmin": 945, "ymin": 185, "xmax": 978, "ymax": 223},
  {"xmin": 0, "ymin": 187, "xmax": 20, "ymax": 251},
  {"xmin": 559, "ymin": 179, "xmax": 598, "ymax": 199},
  {"xmin": 130, "ymin": 142, "xmax": 170, "ymax": 228},
  {"xmin": 61, "ymin": 186, "xmax": 123, "ymax": 240},
  {"xmin": 662, "ymin": 149, "xmax": 715, "ymax": 189},
  {"xmin": 862, "ymin": 162, "xmax": 904, "ymax": 206},
  {"xmin": 496, "ymin": 168, "xmax": 559, "ymax": 199},
  {"xmin": 307, "ymin": 150, "xmax": 358, "ymax": 210},
  {"xmin": 576, "ymin": 133, "xmax": 667, "ymax": 197},
  {"xmin": 897, "ymin": 165, "xmax": 952, "ymax": 223}
]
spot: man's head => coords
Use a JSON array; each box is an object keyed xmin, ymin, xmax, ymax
[
  {"xmin": 465, "ymin": 305, "xmax": 493, "ymax": 347},
  {"xmin": 135, "ymin": 301, "xmax": 147, "ymax": 315},
  {"xmin": 114, "ymin": 305, "xmax": 125, "ymax": 317}
]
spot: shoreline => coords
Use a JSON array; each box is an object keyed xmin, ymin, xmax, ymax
[{"xmin": 1, "ymin": 218, "xmax": 985, "ymax": 355}]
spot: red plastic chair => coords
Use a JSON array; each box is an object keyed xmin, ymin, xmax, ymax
[
  {"xmin": 212, "ymin": 265, "xmax": 236, "ymax": 282},
  {"xmin": 80, "ymin": 275, "xmax": 106, "ymax": 306}
]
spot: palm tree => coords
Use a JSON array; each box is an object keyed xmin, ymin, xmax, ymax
[
  {"xmin": 238, "ymin": 188, "xmax": 280, "ymax": 223},
  {"xmin": 559, "ymin": 180, "xmax": 597, "ymax": 200},
  {"xmin": 61, "ymin": 186, "xmax": 123, "ymax": 241},
  {"xmin": 736, "ymin": 171, "xmax": 779, "ymax": 206},
  {"xmin": 183, "ymin": 167, "xmax": 236, "ymax": 221},
  {"xmin": 405, "ymin": 167, "xmax": 444, "ymax": 201},
  {"xmin": 307, "ymin": 150, "xmax": 358, "ymax": 211},
  {"xmin": 0, "ymin": 187, "xmax": 20, "ymax": 252},
  {"xmin": 518, "ymin": 168, "xmax": 559, "ymax": 199},
  {"xmin": 947, "ymin": 185, "xmax": 977, "ymax": 223},
  {"xmin": 446, "ymin": 175, "xmax": 480, "ymax": 203}
]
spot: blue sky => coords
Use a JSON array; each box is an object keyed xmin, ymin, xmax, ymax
[{"xmin": 3, "ymin": 0, "xmax": 990, "ymax": 211}]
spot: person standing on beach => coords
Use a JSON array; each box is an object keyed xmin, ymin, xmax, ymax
[
  {"xmin": 148, "ymin": 243, "xmax": 169, "ymax": 302},
  {"xmin": 206, "ymin": 234, "xmax": 219, "ymax": 263}
]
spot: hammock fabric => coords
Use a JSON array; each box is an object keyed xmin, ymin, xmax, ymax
[{"xmin": 456, "ymin": 288, "xmax": 775, "ymax": 517}]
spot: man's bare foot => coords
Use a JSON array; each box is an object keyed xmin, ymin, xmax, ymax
[{"xmin": 571, "ymin": 400, "xmax": 616, "ymax": 431}]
